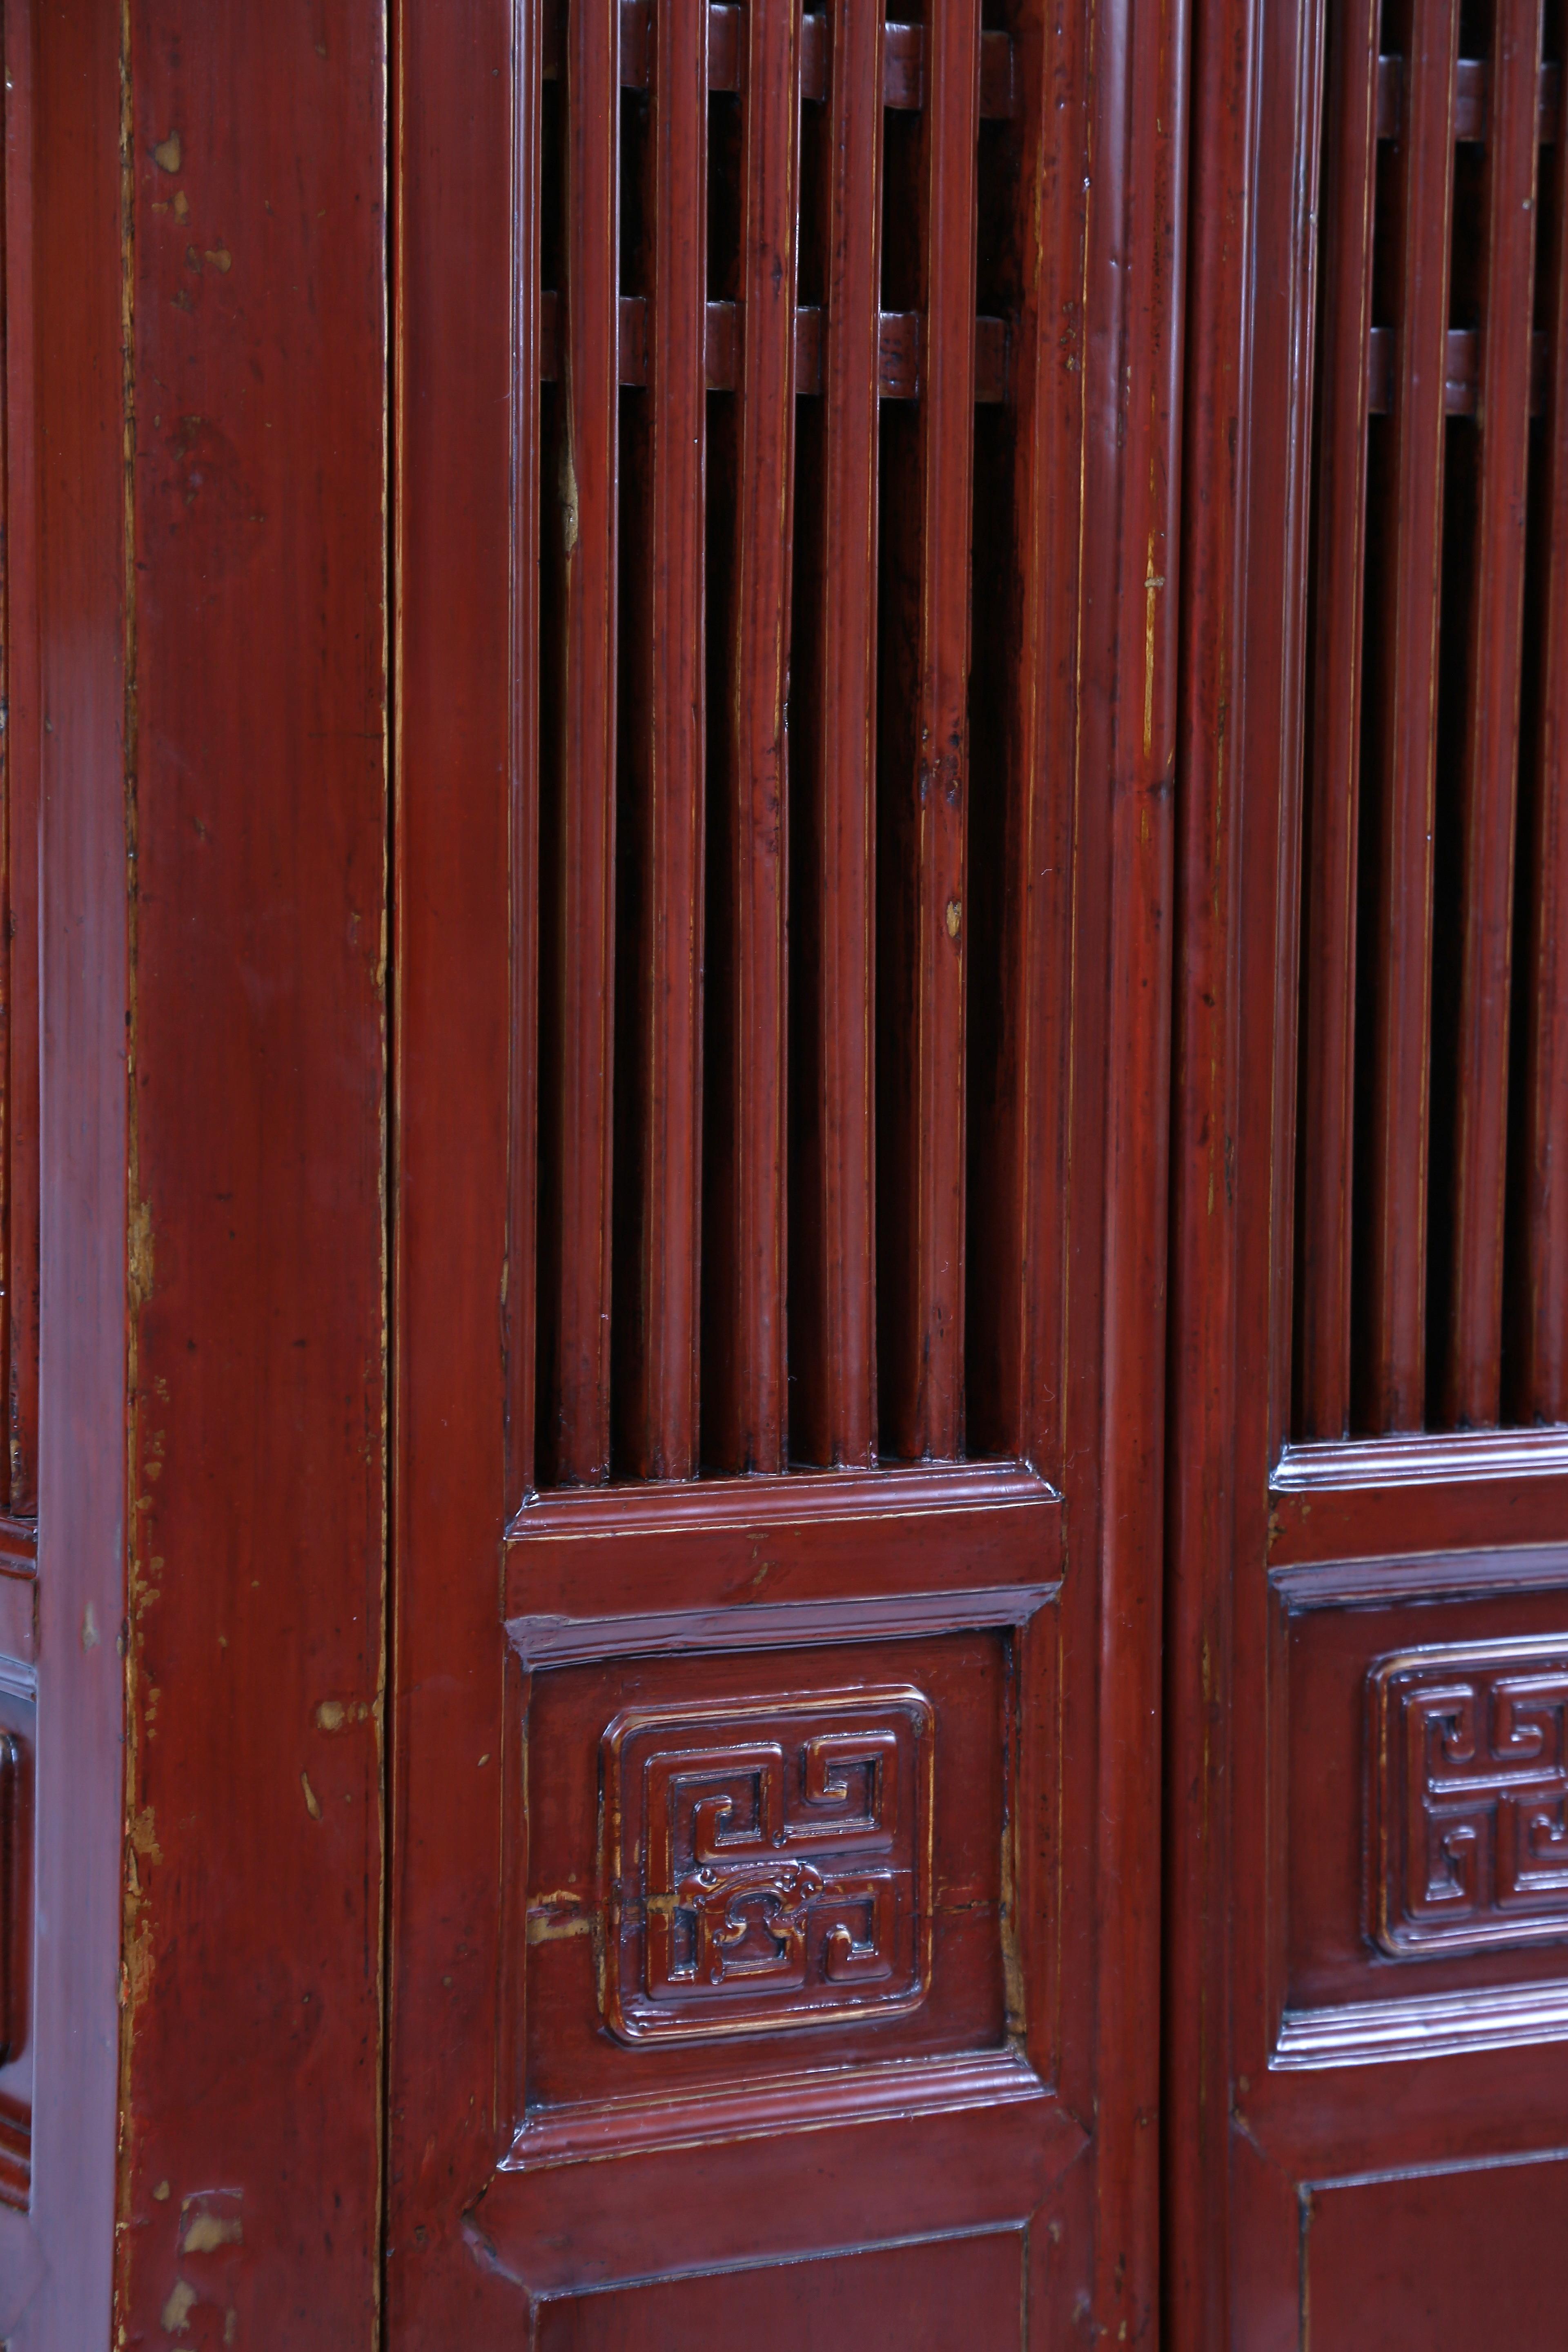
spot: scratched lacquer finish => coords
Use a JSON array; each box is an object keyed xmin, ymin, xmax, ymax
[
  {"xmin": 391, "ymin": 0, "xmax": 1179, "ymax": 2334},
  {"xmin": 1166, "ymin": 0, "xmax": 1568, "ymax": 2329}
]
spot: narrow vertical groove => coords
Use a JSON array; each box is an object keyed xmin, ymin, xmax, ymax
[
  {"xmin": 510, "ymin": 0, "xmax": 544, "ymax": 1506},
  {"xmin": 630, "ymin": 0, "xmax": 707, "ymax": 1478},
  {"xmin": 708, "ymin": 0, "xmax": 800, "ymax": 1474},
  {"xmin": 1517, "ymin": 5, "xmax": 1568, "ymax": 1420},
  {"xmin": 885, "ymin": 0, "xmax": 980, "ymax": 1462},
  {"xmin": 543, "ymin": 0, "xmax": 619, "ymax": 1483},
  {"xmin": 1357, "ymin": 0, "xmax": 1459, "ymax": 1431},
  {"xmin": 1439, "ymin": 0, "xmax": 1541, "ymax": 1425},
  {"xmin": 797, "ymin": 0, "xmax": 882, "ymax": 1468},
  {"xmin": 1296, "ymin": 0, "xmax": 1379, "ymax": 1440}
]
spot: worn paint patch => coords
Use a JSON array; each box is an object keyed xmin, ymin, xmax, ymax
[
  {"xmin": 160, "ymin": 2277, "xmax": 196, "ymax": 2333},
  {"xmin": 153, "ymin": 130, "xmax": 182, "ymax": 174},
  {"xmin": 300, "ymin": 1771, "xmax": 322, "ymax": 1821},
  {"xmin": 180, "ymin": 2211, "xmax": 242, "ymax": 2254}
]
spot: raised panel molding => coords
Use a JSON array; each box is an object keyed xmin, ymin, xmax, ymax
[
  {"xmin": 599, "ymin": 1689, "xmax": 933, "ymax": 2042},
  {"xmin": 1366, "ymin": 1637, "xmax": 1568, "ymax": 1959}
]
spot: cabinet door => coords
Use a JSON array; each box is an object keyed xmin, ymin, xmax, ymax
[
  {"xmin": 1171, "ymin": 0, "xmax": 1568, "ymax": 2333},
  {"xmin": 389, "ymin": 0, "xmax": 1181, "ymax": 2337}
]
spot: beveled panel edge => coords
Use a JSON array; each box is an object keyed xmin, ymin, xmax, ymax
[
  {"xmin": 501, "ymin": 2045, "xmax": 1050, "ymax": 2171},
  {"xmin": 1273, "ymin": 1425, "xmax": 1568, "ymax": 1492},
  {"xmin": 1274, "ymin": 1978, "xmax": 1568, "ymax": 2070},
  {"xmin": 506, "ymin": 1457, "xmax": 1060, "ymax": 1544},
  {"xmin": 1270, "ymin": 1542, "xmax": 1568, "ymax": 1611},
  {"xmin": 507, "ymin": 1581, "xmax": 1061, "ymax": 1667}
]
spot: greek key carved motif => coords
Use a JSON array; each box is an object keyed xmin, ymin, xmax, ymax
[
  {"xmin": 601, "ymin": 1688, "xmax": 934, "ymax": 2042},
  {"xmin": 1367, "ymin": 1638, "xmax": 1568, "ymax": 1957}
]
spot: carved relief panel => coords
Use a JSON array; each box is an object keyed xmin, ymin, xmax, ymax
[
  {"xmin": 511, "ymin": 1629, "xmax": 1024, "ymax": 2153},
  {"xmin": 1367, "ymin": 1639, "xmax": 1568, "ymax": 1958},
  {"xmin": 1275, "ymin": 1571, "xmax": 1568, "ymax": 2067},
  {"xmin": 602, "ymin": 1689, "xmax": 933, "ymax": 2042}
]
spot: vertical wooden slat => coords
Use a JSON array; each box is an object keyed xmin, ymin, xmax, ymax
[
  {"xmin": 883, "ymin": 0, "xmax": 980, "ymax": 1462},
  {"xmin": 1439, "ymin": 0, "xmax": 1542, "ymax": 1426},
  {"xmin": 1358, "ymin": 0, "xmax": 1459, "ymax": 1432},
  {"xmin": 543, "ymin": 0, "xmax": 619, "ymax": 1484},
  {"xmin": 708, "ymin": 0, "xmax": 801, "ymax": 1474},
  {"xmin": 1517, "ymin": 12, "xmax": 1568, "ymax": 1422},
  {"xmin": 627, "ymin": 0, "xmax": 707, "ymax": 1479},
  {"xmin": 509, "ymin": 0, "xmax": 545, "ymax": 1506},
  {"xmin": 1295, "ymin": 0, "xmax": 1380, "ymax": 1440},
  {"xmin": 793, "ymin": 0, "xmax": 883, "ymax": 1468}
]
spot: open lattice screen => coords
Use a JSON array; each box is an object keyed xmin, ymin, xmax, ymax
[
  {"xmin": 527, "ymin": 0, "xmax": 1061, "ymax": 1488},
  {"xmin": 1295, "ymin": 0, "xmax": 1568, "ymax": 1438}
]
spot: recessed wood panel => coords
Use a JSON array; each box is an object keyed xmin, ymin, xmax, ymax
[
  {"xmin": 1284, "ymin": 1584, "xmax": 1568, "ymax": 2031},
  {"xmin": 1304, "ymin": 2158, "xmax": 1568, "ymax": 2348},
  {"xmin": 517, "ymin": 1632, "xmax": 1015, "ymax": 2134},
  {"xmin": 533, "ymin": 2229, "xmax": 1025, "ymax": 2350}
]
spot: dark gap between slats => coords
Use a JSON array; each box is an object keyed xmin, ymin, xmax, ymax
[
  {"xmin": 1503, "ymin": 0, "xmax": 1566, "ymax": 1418},
  {"xmin": 964, "ymin": 99, "xmax": 1023, "ymax": 1457},
  {"xmin": 874, "ymin": 53, "xmax": 925, "ymax": 1461},
  {"xmin": 610, "ymin": 83, "xmax": 655, "ymax": 1477},
  {"xmin": 1423, "ymin": 6, "xmax": 1488, "ymax": 1424}
]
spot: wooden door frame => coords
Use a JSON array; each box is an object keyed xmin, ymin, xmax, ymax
[{"xmin": 389, "ymin": 0, "xmax": 1186, "ymax": 2337}]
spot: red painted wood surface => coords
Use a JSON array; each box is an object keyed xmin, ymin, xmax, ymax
[
  {"xmin": 391, "ymin": 0, "xmax": 1179, "ymax": 2337},
  {"xmin": 109, "ymin": 6, "xmax": 388, "ymax": 2343},
  {"xmin": 1168, "ymin": 0, "xmax": 1568, "ymax": 2330}
]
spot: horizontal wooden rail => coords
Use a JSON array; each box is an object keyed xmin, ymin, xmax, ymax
[
  {"xmin": 538, "ymin": 292, "xmax": 1010, "ymax": 402},
  {"xmin": 543, "ymin": 1, "xmax": 1017, "ymax": 120},
  {"xmin": 1377, "ymin": 52, "xmax": 1560, "ymax": 143},
  {"xmin": 1366, "ymin": 322, "xmax": 1546, "ymax": 414}
]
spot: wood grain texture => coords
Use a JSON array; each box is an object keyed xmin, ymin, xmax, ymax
[
  {"xmin": 790, "ymin": 0, "xmax": 883, "ymax": 1470},
  {"xmin": 111, "ymin": 5, "xmax": 387, "ymax": 2341},
  {"xmin": 386, "ymin": 0, "xmax": 525, "ymax": 2337},
  {"xmin": 622, "ymin": 0, "xmax": 707, "ymax": 1479},
  {"xmin": 1512, "ymin": 6, "xmax": 1568, "ymax": 1423},
  {"xmin": 1294, "ymin": 0, "xmax": 1378, "ymax": 1440},
  {"xmin": 879, "ymin": 0, "xmax": 979, "ymax": 1464},
  {"xmin": 704, "ymin": 0, "xmax": 800, "ymax": 1474},
  {"xmin": 540, "ymin": 0, "xmax": 619, "ymax": 1486},
  {"xmin": 1437, "ymin": 0, "xmax": 1541, "ymax": 1428},
  {"xmin": 1356, "ymin": 0, "xmax": 1459, "ymax": 1432}
]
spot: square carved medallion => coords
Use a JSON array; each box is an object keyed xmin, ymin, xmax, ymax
[
  {"xmin": 1367, "ymin": 1637, "xmax": 1568, "ymax": 1958},
  {"xmin": 601, "ymin": 1686, "xmax": 934, "ymax": 2042}
]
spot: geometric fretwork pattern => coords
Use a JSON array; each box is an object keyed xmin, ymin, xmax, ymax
[
  {"xmin": 1367, "ymin": 1639, "xmax": 1568, "ymax": 1958},
  {"xmin": 601, "ymin": 1688, "xmax": 934, "ymax": 2042}
]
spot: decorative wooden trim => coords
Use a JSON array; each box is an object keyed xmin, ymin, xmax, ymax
[
  {"xmin": 1275, "ymin": 1980, "xmax": 1568, "ymax": 2071},
  {"xmin": 508, "ymin": 1455, "xmax": 1057, "ymax": 1541},
  {"xmin": 1274, "ymin": 1425, "xmax": 1568, "ymax": 1491},
  {"xmin": 1271, "ymin": 1542, "xmax": 1568, "ymax": 1612},
  {"xmin": 503, "ymin": 2046, "xmax": 1050, "ymax": 2171},
  {"xmin": 508, "ymin": 1579, "xmax": 1060, "ymax": 1667}
]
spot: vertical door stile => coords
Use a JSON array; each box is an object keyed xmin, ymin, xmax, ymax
[
  {"xmin": 632, "ymin": 0, "xmax": 708, "ymax": 1480},
  {"xmin": 1440, "ymin": 0, "xmax": 1543, "ymax": 1426},
  {"xmin": 2, "ymin": 2, "xmax": 36, "ymax": 1518},
  {"xmin": 1296, "ymin": 0, "xmax": 1379, "ymax": 1441},
  {"xmin": 1517, "ymin": 16, "xmax": 1568, "ymax": 1422},
  {"xmin": 1360, "ymin": 0, "xmax": 1459, "ymax": 1431},
  {"xmin": 511, "ymin": 0, "xmax": 545, "ymax": 1507},
  {"xmin": 798, "ymin": 0, "xmax": 883, "ymax": 1470},
  {"xmin": 712, "ymin": 0, "xmax": 801, "ymax": 1474},
  {"xmin": 887, "ymin": 0, "xmax": 980, "ymax": 1463},
  {"xmin": 546, "ymin": 0, "xmax": 621, "ymax": 1485}
]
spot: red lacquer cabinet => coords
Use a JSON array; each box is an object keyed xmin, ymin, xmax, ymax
[{"xmin": 3, "ymin": 0, "xmax": 1568, "ymax": 2342}]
